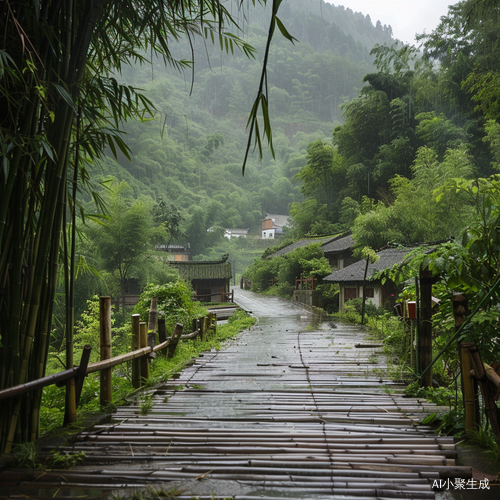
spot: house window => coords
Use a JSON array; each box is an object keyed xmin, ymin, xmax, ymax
[
  {"xmin": 365, "ymin": 288, "xmax": 375, "ymax": 298},
  {"xmin": 344, "ymin": 287, "xmax": 357, "ymax": 301}
]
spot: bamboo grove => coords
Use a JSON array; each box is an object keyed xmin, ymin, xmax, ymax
[{"xmin": 0, "ymin": 0, "xmax": 285, "ymax": 453}]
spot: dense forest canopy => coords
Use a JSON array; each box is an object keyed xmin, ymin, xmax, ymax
[{"xmin": 91, "ymin": 0, "xmax": 396, "ymax": 243}]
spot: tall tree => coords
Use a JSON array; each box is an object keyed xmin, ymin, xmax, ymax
[{"xmin": 89, "ymin": 182, "xmax": 155, "ymax": 314}]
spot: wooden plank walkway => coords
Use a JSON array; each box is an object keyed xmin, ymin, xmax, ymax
[{"xmin": 0, "ymin": 292, "xmax": 470, "ymax": 499}]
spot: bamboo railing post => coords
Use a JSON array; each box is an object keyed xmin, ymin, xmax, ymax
[
  {"xmin": 198, "ymin": 317, "xmax": 204, "ymax": 341},
  {"xmin": 453, "ymin": 292, "xmax": 478, "ymax": 435},
  {"xmin": 131, "ymin": 314, "xmax": 141, "ymax": 388},
  {"xmin": 468, "ymin": 344, "xmax": 499, "ymax": 437},
  {"xmin": 158, "ymin": 314, "xmax": 166, "ymax": 344},
  {"xmin": 211, "ymin": 312, "xmax": 216, "ymax": 336},
  {"xmin": 139, "ymin": 322, "xmax": 149, "ymax": 383},
  {"xmin": 64, "ymin": 344, "xmax": 91, "ymax": 425},
  {"xmin": 460, "ymin": 342, "xmax": 478, "ymax": 435},
  {"xmin": 99, "ymin": 296, "xmax": 112, "ymax": 407},
  {"xmin": 75, "ymin": 345, "xmax": 91, "ymax": 408},
  {"xmin": 206, "ymin": 314, "xmax": 211, "ymax": 339},
  {"xmin": 419, "ymin": 267, "xmax": 433, "ymax": 387},
  {"xmin": 147, "ymin": 297, "xmax": 158, "ymax": 351},
  {"xmin": 64, "ymin": 378, "xmax": 77, "ymax": 426},
  {"xmin": 167, "ymin": 323, "xmax": 184, "ymax": 359}
]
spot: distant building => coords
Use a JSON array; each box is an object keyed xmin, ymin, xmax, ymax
[
  {"xmin": 323, "ymin": 247, "xmax": 409, "ymax": 311},
  {"xmin": 155, "ymin": 244, "xmax": 190, "ymax": 261},
  {"xmin": 224, "ymin": 228, "xmax": 249, "ymax": 239},
  {"xmin": 170, "ymin": 254, "xmax": 232, "ymax": 303},
  {"xmin": 261, "ymin": 213, "xmax": 290, "ymax": 239}
]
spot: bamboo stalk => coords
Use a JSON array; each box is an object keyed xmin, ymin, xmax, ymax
[
  {"xmin": 419, "ymin": 268, "xmax": 433, "ymax": 387},
  {"xmin": 467, "ymin": 344, "xmax": 500, "ymax": 437},
  {"xmin": 482, "ymin": 363, "xmax": 500, "ymax": 390}
]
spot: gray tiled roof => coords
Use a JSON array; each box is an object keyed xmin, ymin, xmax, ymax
[
  {"xmin": 321, "ymin": 234, "xmax": 354, "ymax": 253},
  {"xmin": 170, "ymin": 255, "xmax": 232, "ymax": 280},
  {"xmin": 323, "ymin": 248, "xmax": 409, "ymax": 282},
  {"xmin": 267, "ymin": 236, "xmax": 336, "ymax": 258},
  {"xmin": 171, "ymin": 261, "xmax": 232, "ymax": 280}
]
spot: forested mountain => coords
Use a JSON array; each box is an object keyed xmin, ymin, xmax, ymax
[
  {"xmin": 287, "ymin": 1, "xmax": 500, "ymax": 249},
  {"xmin": 90, "ymin": 0, "xmax": 396, "ymax": 248}
]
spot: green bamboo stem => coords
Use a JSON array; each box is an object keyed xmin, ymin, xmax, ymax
[{"xmin": 4, "ymin": 111, "xmax": 73, "ymax": 452}]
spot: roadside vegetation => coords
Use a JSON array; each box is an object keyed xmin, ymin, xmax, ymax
[
  {"xmin": 239, "ymin": 1, "xmax": 500, "ymax": 458},
  {"xmin": 39, "ymin": 288, "xmax": 255, "ymax": 437}
]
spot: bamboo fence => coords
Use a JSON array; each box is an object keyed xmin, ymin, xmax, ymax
[{"xmin": 0, "ymin": 297, "xmax": 214, "ymax": 418}]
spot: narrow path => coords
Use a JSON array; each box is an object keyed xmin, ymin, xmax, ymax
[{"xmin": 1, "ymin": 289, "xmax": 470, "ymax": 499}]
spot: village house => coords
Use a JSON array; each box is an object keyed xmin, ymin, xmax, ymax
[
  {"xmin": 224, "ymin": 228, "xmax": 249, "ymax": 239},
  {"xmin": 170, "ymin": 254, "xmax": 233, "ymax": 303},
  {"xmin": 262, "ymin": 233, "xmax": 357, "ymax": 309},
  {"xmin": 261, "ymin": 213, "xmax": 290, "ymax": 239},
  {"xmin": 155, "ymin": 244, "xmax": 190, "ymax": 261},
  {"xmin": 321, "ymin": 233, "xmax": 356, "ymax": 269},
  {"xmin": 323, "ymin": 247, "xmax": 409, "ymax": 312},
  {"xmin": 265, "ymin": 233, "xmax": 355, "ymax": 271}
]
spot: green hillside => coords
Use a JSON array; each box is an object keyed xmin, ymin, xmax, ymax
[{"xmin": 90, "ymin": 0, "xmax": 396, "ymax": 247}]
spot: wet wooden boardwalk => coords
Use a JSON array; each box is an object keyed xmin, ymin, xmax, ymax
[{"xmin": 0, "ymin": 290, "xmax": 470, "ymax": 499}]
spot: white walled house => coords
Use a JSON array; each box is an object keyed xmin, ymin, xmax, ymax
[
  {"xmin": 224, "ymin": 228, "xmax": 249, "ymax": 239},
  {"xmin": 261, "ymin": 213, "xmax": 290, "ymax": 239}
]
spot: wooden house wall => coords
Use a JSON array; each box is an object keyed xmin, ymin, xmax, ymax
[{"xmin": 192, "ymin": 278, "xmax": 230, "ymax": 302}]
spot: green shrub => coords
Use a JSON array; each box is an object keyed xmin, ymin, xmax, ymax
[
  {"xmin": 337, "ymin": 303, "xmax": 362, "ymax": 324},
  {"xmin": 264, "ymin": 282, "xmax": 295, "ymax": 299},
  {"xmin": 133, "ymin": 281, "xmax": 206, "ymax": 332},
  {"xmin": 345, "ymin": 297, "xmax": 384, "ymax": 318}
]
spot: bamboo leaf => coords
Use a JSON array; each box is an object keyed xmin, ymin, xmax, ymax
[
  {"xmin": 53, "ymin": 84, "xmax": 77, "ymax": 112},
  {"xmin": 275, "ymin": 16, "xmax": 297, "ymax": 44}
]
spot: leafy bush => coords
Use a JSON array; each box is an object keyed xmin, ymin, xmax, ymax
[
  {"xmin": 318, "ymin": 283, "xmax": 339, "ymax": 313},
  {"xmin": 345, "ymin": 297, "xmax": 384, "ymax": 318},
  {"xmin": 336, "ymin": 303, "xmax": 362, "ymax": 324},
  {"xmin": 421, "ymin": 409, "xmax": 465, "ymax": 438},
  {"xmin": 133, "ymin": 281, "xmax": 206, "ymax": 332},
  {"xmin": 228, "ymin": 308, "xmax": 256, "ymax": 329},
  {"xmin": 264, "ymin": 282, "xmax": 295, "ymax": 299},
  {"xmin": 405, "ymin": 380, "xmax": 461, "ymax": 409},
  {"xmin": 245, "ymin": 242, "xmax": 331, "ymax": 294}
]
